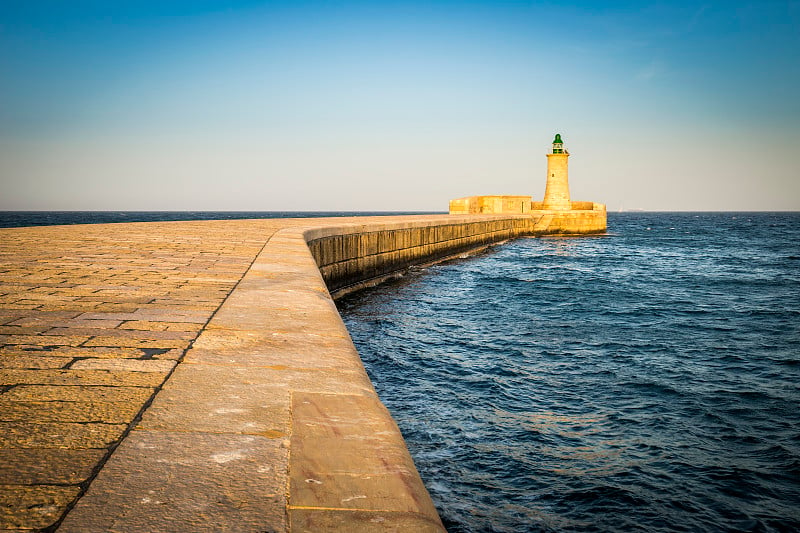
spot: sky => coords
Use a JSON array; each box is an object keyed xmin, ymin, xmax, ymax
[{"xmin": 1, "ymin": 0, "xmax": 798, "ymax": 211}]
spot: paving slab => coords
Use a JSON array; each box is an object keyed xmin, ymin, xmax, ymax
[
  {"xmin": 136, "ymin": 365, "xmax": 291, "ymax": 436},
  {"xmin": 0, "ymin": 421, "xmax": 127, "ymax": 449},
  {"xmin": 0, "ymin": 369, "xmax": 165, "ymax": 387},
  {"xmin": 0, "ymin": 400, "xmax": 142, "ymax": 423},
  {"xmin": 57, "ymin": 431, "xmax": 288, "ymax": 533},
  {"xmin": 0, "ymin": 485, "xmax": 81, "ymax": 531},
  {"xmin": 0, "ymin": 449, "xmax": 105, "ymax": 484},
  {"xmin": 289, "ymin": 392, "xmax": 436, "ymax": 516},
  {"xmin": 2, "ymin": 385, "xmax": 154, "ymax": 403},
  {"xmin": 289, "ymin": 509, "xmax": 445, "ymax": 533}
]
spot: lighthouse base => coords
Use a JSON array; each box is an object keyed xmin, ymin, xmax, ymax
[{"xmin": 449, "ymin": 195, "xmax": 607, "ymax": 234}]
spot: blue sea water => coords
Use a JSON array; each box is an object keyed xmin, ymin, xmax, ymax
[
  {"xmin": 0, "ymin": 210, "xmax": 437, "ymax": 228},
  {"xmin": 338, "ymin": 213, "xmax": 800, "ymax": 532}
]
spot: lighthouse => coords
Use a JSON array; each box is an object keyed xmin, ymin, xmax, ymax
[
  {"xmin": 542, "ymin": 133, "xmax": 571, "ymax": 210},
  {"xmin": 448, "ymin": 132, "xmax": 605, "ymax": 232}
]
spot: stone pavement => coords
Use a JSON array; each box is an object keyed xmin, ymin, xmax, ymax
[
  {"xmin": 0, "ymin": 219, "xmax": 299, "ymax": 531},
  {"xmin": 0, "ymin": 217, "xmax": 451, "ymax": 532}
]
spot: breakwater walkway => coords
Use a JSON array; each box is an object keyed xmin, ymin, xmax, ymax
[{"xmin": 0, "ymin": 213, "xmax": 604, "ymax": 532}]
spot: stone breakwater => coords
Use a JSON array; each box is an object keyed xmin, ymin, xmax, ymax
[{"xmin": 0, "ymin": 212, "xmax": 604, "ymax": 532}]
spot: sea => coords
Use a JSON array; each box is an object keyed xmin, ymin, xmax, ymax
[
  {"xmin": 338, "ymin": 212, "xmax": 800, "ymax": 533},
  {"xmin": 3, "ymin": 211, "xmax": 798, "ymax": 532},
  {"xmin": 0, "ymin": 211, "xmax": 435, "ymax": 228}
]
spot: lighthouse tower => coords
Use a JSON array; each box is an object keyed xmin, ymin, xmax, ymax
[{"xmin": 542, "ymin": 133, "xmax": 572, "ymax": 210}]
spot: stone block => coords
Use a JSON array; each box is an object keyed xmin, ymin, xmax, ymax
[
  {"xmin": 2, "ymin": 384, "xmax": 153, "ymax": 403},
  {"xmin": 58, "ymin": 431, "xmax": 288, "ymax": 533},
  {"xmin": 290, "ymin": 392, "xmax": 440, "ymax": 521},
  {"xmin": 137, "ymin": 365, "xmax": 291, "ymax": 436},
  {"xmin": 0, "ymin": 356, "xmax": 68, "ymax": 369},
  {"xmin": 0, "ymin": 448, "xmax": 104, "ymax": 484},
  {"xmin": 0, "ymin": 485, "xmax": 81, "ymax": 531},
  {"xmin": 0, "ymin": 369, "xmax": 165, "ymax": 387},
  {"xmin": 0, "ymin": 400, "xmax": 141, "ymax": 423},
  {"xmin": 68, "ymin": 358, "xmax": 176, "ymax": 373},
  {"xmin": 0, "ymin": 421, "xmax": 126, "ymax": 448},
  {"xmin": 289, "ymin": 509, "xmax": 446, "ymax": 533},
  {"xmin": 184, "ymin": 332, "xmax": 360, "ymax": 368}
]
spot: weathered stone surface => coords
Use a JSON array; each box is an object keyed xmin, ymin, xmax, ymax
[
  {"xmin": 0, "ymin": 355, "xmax": 68, "ymax": 369},
  {"xmin": 290, "ymin": 509, "xmax": 446, "ymax": 532},
  {"xmin": 42, "ymin": 327, "xmax": 195, "ymax": 340},
  {"xmin": 77, "ymin": 309, "xmax": 211, "ymax": 323},
  {"xmin": 0, "ymin": 369, "xmax": 165, "ymax": 387},
  {"xmin": 184, "ymin": 335, "xmax": 361, "ymax": 368},
  {"xmin": 0, "ymin": 325, "xmax": 50, "ymax": 335},
  {"xmin": 289, "ymin": 392, "xmax": 438, "ymax": 517},
  {"xmin": 58, "ymin": 431, "xmax": 288, "ymax": 533},
  {"xmin": 0, "ymin": 485, "xmax": 81, "ymax": 531},
  {"xmin": 81, "ymin": 336, "xmax": 188, "ymax": 348},
  {"xmin": 119, "ymin": 320, "xmax": 203, "ymax": 332},
  {"xmin": 0, "ymin": 334, "xmax": 91, "ymax": 347},
  {"xmin": 3, "ymin": 385, "xmax": 153, "ymax": 403},
  {"xmin": 0, "ymin": 449, "xmax": 104, "ymax": 484},
  {"xmin": 137, "ymin": 365, "xmax": 291, "ymax": 436},
  {"xmin": 68, "ymin": 358, "xmax": 176, "ymax": 373},
  {"xmin": 0, "ymin": 345, "xmax": 183, "ymax": 360},
  {"xmin": 0, "ymin": 400, "xmax": 142, "ymax": 423},
  {"xmin": 203, "ymin": 310, "xmax": 350, "ymax": 336},
  {"xmin": 0, "ymin": 421, "xmax": 126, "ymax": 448}
]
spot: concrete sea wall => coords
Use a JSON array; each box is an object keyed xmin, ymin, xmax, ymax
[
  {"xmin": 306, "ymin": 215, "xmax": 533, "ymax": 298},
  {"xmin": 307, "ymin": 208, "xmax": 607, "ymax": 297},
  {"xmin": 3, "ymin": 212, "xmax": 605, "ymax": 532}
]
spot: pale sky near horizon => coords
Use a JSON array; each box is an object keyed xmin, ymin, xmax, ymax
[{"xmin": 1, "ymin": 1, "xmax": 798, "ymax": 212}]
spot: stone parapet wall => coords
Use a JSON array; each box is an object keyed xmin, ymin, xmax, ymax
[
  {"xmin": 307, "ymin": 210, "xmax": 606, "ymax": 297},
  {"xmin": 305, "ymin": 215, "xmax": 532, "ymax": 297}
]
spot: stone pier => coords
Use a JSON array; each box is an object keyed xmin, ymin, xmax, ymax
[{"xmin": 0, "ymin": 213, "xmax": 604, "ymax": 532}]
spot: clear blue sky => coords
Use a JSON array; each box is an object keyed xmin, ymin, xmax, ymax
[{"xmin": 1, "ymin": 1, "xmax": 798, "ymax": 211}]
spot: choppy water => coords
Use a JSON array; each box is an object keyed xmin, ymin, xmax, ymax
[{"xmin": 338, "ymin": 213, "xmax": 800, "ymax": 532}]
